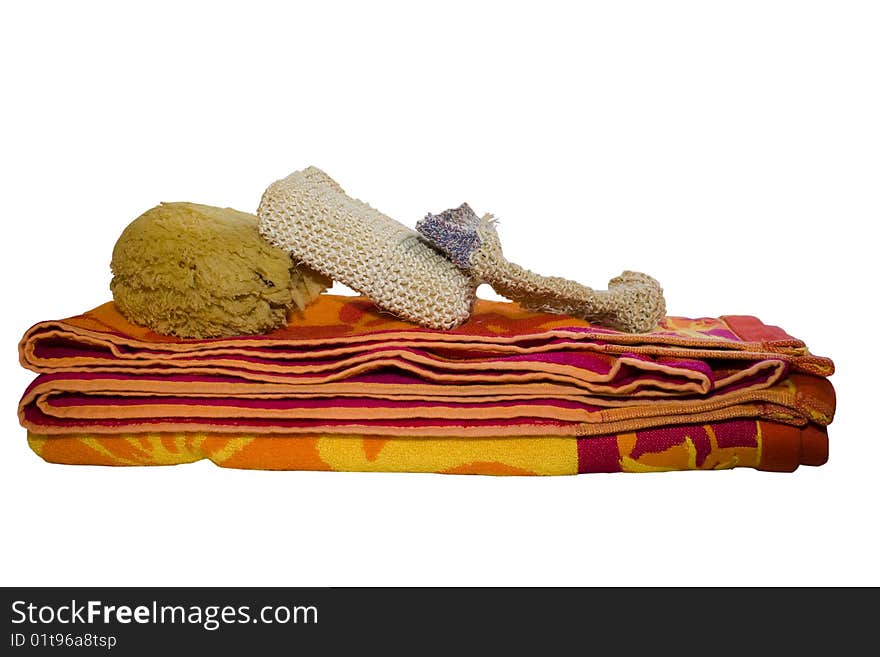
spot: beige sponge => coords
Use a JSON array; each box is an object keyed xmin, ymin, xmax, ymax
[
  {"xmin": 110, "ymin": 202, "xmax": 330, "ymax": 338},
  {"xmin": 258, "ymin": 167, "xmax": 477, "ymax": 329}
]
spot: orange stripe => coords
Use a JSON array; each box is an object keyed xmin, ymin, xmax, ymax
[
  {"xmin": 30, "ymin": 436, "xmax": 121, "ymax": 466},
  {"xmin": 213, "ymin": 437, "xmax": 330, "ymax": 471},
  {"xmin": 160, "ymin": 435, "xmax": 178, "ymax": 453}
]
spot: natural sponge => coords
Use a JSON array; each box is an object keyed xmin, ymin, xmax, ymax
[{"xmin": 110, "ymin": 202, "xmax": 330, "ymax": 338}]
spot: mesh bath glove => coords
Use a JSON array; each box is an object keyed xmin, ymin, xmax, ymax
[
  {"xmin": 258, "ymin": 167, "xmax": 477, "ymax": 329},
  {"xmin": 417, "ymin": 204, "xmax": 666, "ymax": 333},
  {"xmin": 111, "ymin": 202, "xmax": 330, "ymax": 338}
]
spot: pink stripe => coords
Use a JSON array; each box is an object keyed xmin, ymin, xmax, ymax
[
  {"xmin": 22, "ymin": 404, "xmax": 566, "ymax": 429},
  {"xmin": 46, "ymin": 394, "xmax": 597, "ymax": 411}
]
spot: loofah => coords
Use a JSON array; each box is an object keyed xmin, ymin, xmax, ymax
[
  {"xmin": 111, "ymin": 202, "xmax": 330, "ymax": 338},
  {"xmin": 258, "ymin": 167, "xmax": 477, "ymax": 329},
  {"xmin": 417, "ymin": 204, "xmax": 666, "ymax": 333},
  {"xmin": 258, "ymin": 166, "xmax": 664, "ymax": 333}
]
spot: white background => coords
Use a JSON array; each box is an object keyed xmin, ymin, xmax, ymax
[{"xmin": 1, "ymin": 1, "xmax": 877, "ymax": 586}]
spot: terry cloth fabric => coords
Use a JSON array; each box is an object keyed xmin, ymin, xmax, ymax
[
  {"xmin": 27, "ymin": 420, "xmax": 828, "ymax": 474},
  {"xmin": 18, "ymin": 295, "xmax": 835, "ymax": 473}
]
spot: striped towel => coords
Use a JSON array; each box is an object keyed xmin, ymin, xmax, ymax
[{"xmin": 19, "ymin": 295, "xmax": 835, "ymax": 473}]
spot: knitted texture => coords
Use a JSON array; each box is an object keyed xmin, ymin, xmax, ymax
[
  {"xmin": 417, "ymin": 204, "xmax": 666, "ymax": 333},
  {"xmin": 258, "ymin": 167, "xmax": 477, "ymax": 329},
  {"xmin": 111, "ymin": 202, "xmax": 330, "ymax": 338}
]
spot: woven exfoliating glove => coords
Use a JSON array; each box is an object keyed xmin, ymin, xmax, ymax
[
  {"xmin": 258, "ymin": 167, "xmax": 477, "ymax": 329},
  {"xmin": 417, "ymin": 204, "xmax": 666, "ymax": 333},
  {"xmin": 259, "ymin": 167, "xmax": 665, "ymax": 333}
]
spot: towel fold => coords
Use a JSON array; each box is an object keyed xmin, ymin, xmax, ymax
[
  {"xmin": 18, "ymin": 295, "xmax": 834, "ymax": 473},
  {"xmin": 26, "ymin": 419, "xmax": 827, "ymax": 474}
]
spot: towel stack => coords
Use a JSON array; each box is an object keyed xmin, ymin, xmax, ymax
[{"xmin": 18, "ymin": 295, "xmax": 835, "ymax": 474}]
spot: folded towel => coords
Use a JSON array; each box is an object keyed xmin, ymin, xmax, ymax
[
  {"xmin": 19, "ymin": 296, "xmax": 835, "ymax": 440},
  {"xmin": 26, "ymin": 418, "xmax": 827, "ymax": 474}
]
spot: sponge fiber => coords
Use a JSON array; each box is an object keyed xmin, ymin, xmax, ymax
[{"xmin": 110, "ymin": 202, "xmax": 330, "ymax": 338}]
